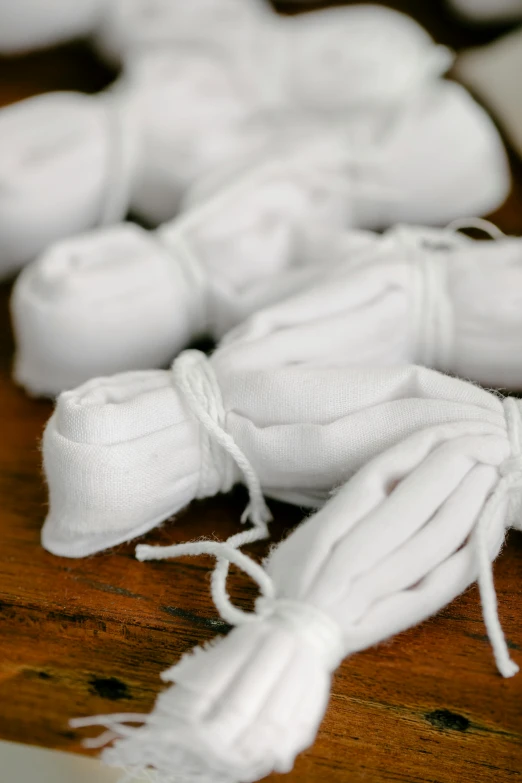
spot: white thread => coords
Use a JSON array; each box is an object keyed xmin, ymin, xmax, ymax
[
  {"xmin": 471, "ymin": 396, "xmax": 522, "ymax": 679},
  {"xmin": 160, "ymin": 351, "xmax": 273, "ymax": 624},
  {"xmin": 98, "ymin": 91, "xmax": 141, "ymax": 225},
  {"xmin": 398, "ymin": 218, "xmax": 504, "ymax": 373},
  {"xmin": 258, "ymin": 597, "xmax": 345, "ymax": 671},
  {"xmin": 446, "ymin": 216, "xmax": 506, "ymax": 240}
]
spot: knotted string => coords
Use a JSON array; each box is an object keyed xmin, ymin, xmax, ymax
[
  {"xmin": 395, "ymin": 218, "xmax": 505, "ymax": 373},
  {"xmin": 137, "ymin": 350, "xmax": 272, "ymax": 625}
]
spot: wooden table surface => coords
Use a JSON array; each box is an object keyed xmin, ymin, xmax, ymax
[{"xmin": 0, "ymin": 2, "xmax": 522, "ymax": 781}]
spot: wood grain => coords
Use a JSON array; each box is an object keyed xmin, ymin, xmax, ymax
[{"xmin": 0, "ymin": 2, "xmax": 521, "ymax": 781}]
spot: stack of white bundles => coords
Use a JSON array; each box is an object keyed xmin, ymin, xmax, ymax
[
  {"xmin": 63, "ymin": 355, "xmax": 522, "ymax": 781},
  {"xmin": 218, "ymin": 221, "xmax": 522, "ymax": 389},
  {"xmin": 0, "ymin": 4, "xmax": 457, "ymax": 279},
  {"xmin": 12, "ymin": 79, "xmax": 510, "ymax": 395},
  {"xmin": 448, "ymin": 0, "xmax": 522, "ymax": 23}
]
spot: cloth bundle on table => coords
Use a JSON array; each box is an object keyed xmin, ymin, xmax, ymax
[
  {"xmin": 0, "ymin": 4, "xmax": 454, "ymax": 278},
  {"xmin": 12, "ymin": 79, "xmax": 510, "ymax": 395},
  {"xmin": 68, "ymin": 354, "xmax": 522, "ymax": 782},
  {"xmin": 218, "ymin": 221, "xmax": 522, "ymax": 389}
]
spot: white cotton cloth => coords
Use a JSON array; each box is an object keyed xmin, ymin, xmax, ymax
[
  {"xmin": 12, "ymin": 79, "xmax": 510, "ymax": 395},
  {"xmin": 0, "ymin": 0, "xmax": 271, "ymax": 57},
  {"xmin": 448, "ymin": 0, "xmax": 522, "ymax": 22},
  {"xmin": 456, "ymin": 28, "xmax": 522, "ymax": 162},
  {"xmin": 0, "ymin": 49, "xmax": 275, "ymax": 278},
  {"xmin": 42, "ymin": 348, "xmax": 517, "ymax": 560},
  {"xmin": 219, "ymin": 223, "xmax": 522, "ymax": 389},
  {"xmin": 72, "ymin": 381, "xmax": 522, "ymax": 782},
  {"xmin": 0, "ymin": 4, "xmax": 454, "ymax": 278}
]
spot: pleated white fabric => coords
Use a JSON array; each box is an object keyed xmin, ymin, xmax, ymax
[
  {"xmin": 218, "ymin": 223, "xmax": 522, "ymax": 389},
  {"xmin": 42, "ymin": 348, "xmax": 513, "ymax": 560},
  {"xmin": 12, "ymin": 79, "xmax": 510, "ymax": 394},
  {"xmin": 70, "ymin": 383, "xmax": 522, "ymax": 782}
]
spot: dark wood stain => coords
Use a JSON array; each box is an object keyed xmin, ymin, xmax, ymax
[{"xmin": 0, "ymin": 3, "xmax": 521, "ymax": 781}]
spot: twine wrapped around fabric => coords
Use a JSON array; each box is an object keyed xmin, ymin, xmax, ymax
[
  {"xmin": 71, "ymin": 384, "xmax": 521, "ymax": 782},
  {"xmin": 43, "ymin": 347, "xmax": 516, "ymax": 563},
  {"xmin": 218, "ymin": 220, "xmax": 522, "ymax": 389},
  {"xmin": 13, "ymin": 78, "xmax": 509, "ymax": 394}
]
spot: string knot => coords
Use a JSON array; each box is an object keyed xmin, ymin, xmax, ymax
[
  {"xmin": 405, "ymin": 231, "xmax": 454, "ymax": 371},
  {"xmin": 172, "ymin": 350, "xmax": 271, "ymax": 528},
  {"xmin": 256, "ymin": 597, "xmax": 345, "ymax": 672}
]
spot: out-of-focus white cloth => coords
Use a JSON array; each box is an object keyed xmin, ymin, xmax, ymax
[
  {"xmin": 70, "ymin": 362, "xmax": 521, "ymax": 781},
  {"xmin": 219, "ymin": 223, "xmax": 522, "ymax": 389},
  {"xmin": 12, "ymin": 80, "xmax": 510, "ymax": 396}
]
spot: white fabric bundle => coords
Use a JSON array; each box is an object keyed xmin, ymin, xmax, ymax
[
  {"xmin": 448, "ymin": 0, "xmax": 522, "ymax": 22},
  {"xmin": 0, "ymin": 49, "xmax": 273, "ymax": 278},
  {"xmin": 42, "ymin": 348, "xmax": 518, "ymax": 562},
  {"xmin": 219, "ymin": 222, "xmax": 522, "ymax": 389},
  {"xmin": 71, "ymin": 368, "xmax": 522, "ymax": 782},
  {"xmin": 13, "ymin": 79, "xmax": 510, "ymax": 395}
]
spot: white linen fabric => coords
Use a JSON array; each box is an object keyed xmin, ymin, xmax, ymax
[
  {"xmin": 43, "ymin": 348, "xmax": 517, "ymax": 562},
  {"xmin": 448, "ymin": 0, "xmax": 522, "ymax": 22},
  {"xmin": 71, "ymin": 386, "xmax": 522, "ymax": 782},
  {"xmin": 218, "ymin": 222, "xmax": 522, "ymax": 389},
  {"xmin": 12, "ymin": 79, "xmax": 510, "ymax": 395}
]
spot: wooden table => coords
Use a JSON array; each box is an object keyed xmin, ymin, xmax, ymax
[{"xmin": 0, "ymin": 2, "xmax": 521, "ymax": 781}]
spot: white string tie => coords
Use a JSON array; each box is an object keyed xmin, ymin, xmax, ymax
[
  {"xmin": 98, "ymin": 89, "xmax": 142, "ymax": 226},
  {"xmin": 397, "ymin": 218, "xmax": 505, "ymax": 373},
  {"xmin": 137, "ymin": 538, "xmax": 344, "ymax": 670},
  {"xmin": 471, "ymin": 396, "xmax": 522, "ymax": 679},
  {"xmin": 141, "ymin": 351, "xmax": 273, "ymax": 625}
]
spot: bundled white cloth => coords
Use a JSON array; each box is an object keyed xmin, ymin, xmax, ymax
[
  {"xmin": 218, "ymin": 222, "xmax": 522, "ymax": 389},
  {"xmin": 0, "ymin": 5, "xmax": 454, "ymax": 278},
  {"xmin": 12, "ymin": 79, "xmax": 510, "ymax": 394},
  {"xmin": 0, "ymin": 49, "xmax": 276, "ymax": 278},
  {"xmin": 70, "ymin": 364, "xmax": 522, "ymax": 782},
  {"xmin": 42, "ymin": 348, "xmax": 518, "ymax": 563}
]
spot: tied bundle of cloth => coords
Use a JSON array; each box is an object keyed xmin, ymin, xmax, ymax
[
  {"xmin": 11, "ymin": 83, "xmax": 510, "ymax": 394},
  {"xmin": 217, "ymin": 221, "xmax": 522, "ymax": 389},
  {"xmin": 0, "ymin": 4, "xmax": 510, "ymax": 280},
  {"xmin": 40, "ymin": 349, "xmax": 522, "ymax": 781}
]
